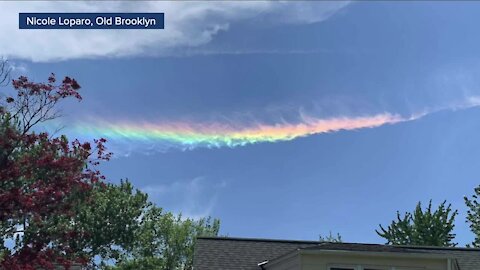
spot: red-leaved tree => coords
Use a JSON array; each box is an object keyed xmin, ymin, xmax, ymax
[{"xmin": 0, "ymin": 73, "xmax": 111, "ymax": 269}]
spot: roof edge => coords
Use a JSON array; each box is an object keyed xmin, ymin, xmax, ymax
[
  {"xmin": 197, "ymin": 236, "xmax": 322, "ymax": 245},
  {"xmin": 197, "ymin": 236, "xmax": 480, "ymax": 252}
]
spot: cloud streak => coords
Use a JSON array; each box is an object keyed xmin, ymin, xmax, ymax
[
  {"xmin": 0, "ymin": 1, "xmax": 349, "ymax": 62},
  {"xmin": 59, "ymin": 97, "xmax": 480, "ymax": 154},
  {"xmin": 67, "ymin": 113, "xmax": 413, "ymax": 153},
  {"xmin": 141, "ymin": 177, "xmax": 226, "ymax": 219},
  {"xmin": 89, "ymin": 114, "xmax": 400, "ymax": 148}
]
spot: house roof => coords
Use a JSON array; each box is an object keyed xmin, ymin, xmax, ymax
[{"xmin": 193, "ymin": 236, "xmax": 480, "ymax": 270}]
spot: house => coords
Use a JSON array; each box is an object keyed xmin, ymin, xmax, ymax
[{"xmin": 193, "ymin": 237, "xmax": 480, "ymax": 270}]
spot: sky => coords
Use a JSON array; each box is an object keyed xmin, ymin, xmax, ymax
[{"xmin": 2, "ymin": 1, "xmax": 480, "ymax": 246}]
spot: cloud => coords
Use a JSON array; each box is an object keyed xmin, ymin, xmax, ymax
[
  {"xmin": 9, "ymin": 61, "xmax": 28, "ymax": 74},
  {"xmin": 0, "ymin": 1, "xmax": 350, "ymax": 62},
  {"xmin": 66, "ymin": 112, "xmax": 403, "ymax": 155},
  {"xmin": 171, "ymin": 48, "xmax": 331, "ymax": 57},
  {"xmin": 141, "ymin": 177, "xmax": 226, "ymax": 219},
  {"xmin": 51, "ymin": 96, "xmax": 480, "ymax": 156}
]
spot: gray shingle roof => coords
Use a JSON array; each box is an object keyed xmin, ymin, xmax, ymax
[{"xmin": 193, "ymin": 237, "xmax": 480, "ymax": 270}]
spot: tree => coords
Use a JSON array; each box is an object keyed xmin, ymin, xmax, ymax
[
  {"xmin": 70, "ymin": 180, "xmax": 220, "ymax": 270},
  {"xmin": 71, "ymin": 180, "xmax": 150, "ymax": 269},
  {"xmin": 0, "ymin": 59, "xmax": 11, "ymax": 86},
  {"xmin": 319, "ymin": 231, "xmax": 342, "ymax": 243},
  {"xmin": 376, "ymin": 200, "xmax": 458, "ymax": 247},
  {"xmin": 110, "ymin": 207, "xmax": 220, "ymax": 270},
  {"xmin": 0, "ymin": 73, "xmax": 111, "ymax": 269},
  {"xmin": 464, "ymin": 185, "xmax": 480, "ymax": 247}
]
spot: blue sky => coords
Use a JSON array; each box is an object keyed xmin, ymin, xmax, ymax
[{"xmin": 3, "ymin": 1, "xmax": 480, "ymax": 245}]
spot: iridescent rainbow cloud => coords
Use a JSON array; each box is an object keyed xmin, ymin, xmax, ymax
[
  {"xmin": 64, "ymin": 97, "xmax": 480, "ymax": 153},
  {"xmin": 71, "ymin": 112, "xmax": 410, "ymax": 151}
]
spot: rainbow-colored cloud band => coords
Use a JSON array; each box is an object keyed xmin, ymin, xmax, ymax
[
  {"xmin": 63, "ymin": 97, "xmax": 480, "ymax": 153},
  {"xmin": 71, "ymin": 113, "xmax": 406, "ymax": 150}
]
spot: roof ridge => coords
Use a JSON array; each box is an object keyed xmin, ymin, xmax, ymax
[
  {"xmin": 197, "ymin": 236, "xmax": 322, "ymax": 244},
  {"xmin": 395, "ymin": 244, "xmax": 480, "ymax": 252},
  {"xmin": 197, "ymin": 236, "xmax": 480, "ymax": 251}
]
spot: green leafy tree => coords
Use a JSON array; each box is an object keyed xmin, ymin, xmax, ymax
[
  {"xmin": 464, "ymin": 185, "xmax": 480, "ymax": 247},
  {"xmin": 110, "ymin": 207, "xmax": 220, "ymax": 270},
  {"xmin": 376, "ymin": 200, "xmax": 458, "ymax": 247},
  {"xmin": 72, "ymin": 180, "xmax": 150, "ymax": 269}
]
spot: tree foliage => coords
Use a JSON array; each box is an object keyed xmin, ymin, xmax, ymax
[
  {"xmin": 464, "ymin": 185, "xmax": 480, "ymax": 247},
  {"xmin": 73, "ymin": 181, "xmax": 220, "ymax": 270},
  {"xmin": 0, "ymin": 73, "xmax": 111, "ymax": 269},
  {"xmin": 72, "ymin": 180, "xmax": 150, "ymax": 268},
  {"xmin": 110, "ymin": 208, "xmax": 220, "ymax": 270},
  {"xmin": 376, "ymin": 200, "xmax": 458, "ymax": 247},
  {"xmin": 319, "ymin": 231, "xmax": 342, "ymax": 243}
]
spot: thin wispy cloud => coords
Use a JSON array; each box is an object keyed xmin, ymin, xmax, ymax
[
  {"xmin": 170, "ymin": 48, "xmax": 332, "ymax": 57},
  {"xmin": 8, "ymin": 61, "xmax": 28, "ymax": 75},
  {"xmin": 142, "ymin": 177, "xmax": 227, "ymax": 219},
  {"xmin": 0, "ymin": 1, "xmax": 350, "ymax": 62}
]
